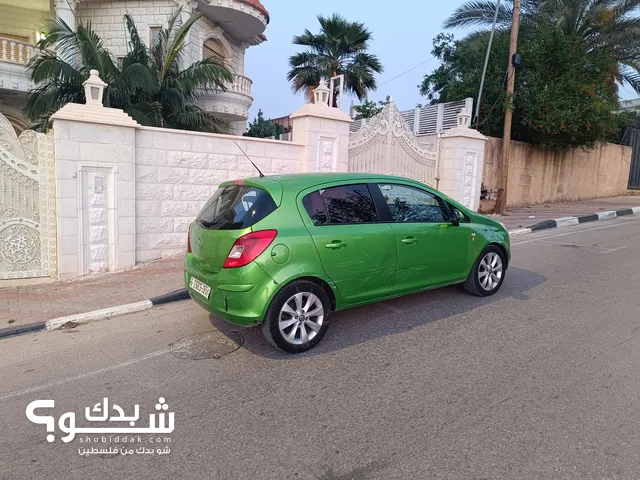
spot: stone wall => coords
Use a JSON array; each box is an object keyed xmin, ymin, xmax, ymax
[
  {"xmin": 76, "ymin": 0, "xmax": 176, "ymax": 57},
  {"xmin": 135, "ymin": 127, "xmax": 304, "ymax": 261},
  {"xmin": 49, "ymin": 81, "xmax": 349, "ymax": 279},
  {"xmin": 75, "ymin": 0, "xmax": 245, "ymax": 72},
  {"xmin": 0, "ymin": 3, "xmax": 49, "ymax": 43},
  {"xmin": 54, "ymin": 119, "xmax": 137, "ymax": 278},
  {"xmin": 481, "ymin": 137, "xmax": 633, "ymax": 210}
]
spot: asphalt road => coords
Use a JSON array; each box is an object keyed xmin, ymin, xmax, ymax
[{"xmin": 2, "ymin": 217, "xmax": 640, "ymax": 479}]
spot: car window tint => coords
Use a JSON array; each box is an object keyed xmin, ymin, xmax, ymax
[
  {"xmin": 197, "ymin": 185, "xmax": 276, "ymax": 230},
  {"xmin": 378, "ymin": 184, "xmax": 446, "ymax": 223},
  {"xmin": 302, "ymin": 191, "xmax": 328, "ymax": 225},
  {"xmin": 320, "ymin": 184, "xmax": 378, "ymax": 224}
]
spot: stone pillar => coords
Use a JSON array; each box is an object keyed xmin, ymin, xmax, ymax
[
  {"xmin": 51, "ymin": 71, "xmax": 141, "ymax": 279},
  {"xmin": 290, "ymin": 82, "xmax": 352, "ymax": 173},
  {"xmin": 177, "ymin": 0, "xmax": 198, "ymax": 70},
  {"xmin": 55, "ymin": 0, "xmax": 77, "ymax": 64},
  {"xmin": 438, "ymin": 108, "xmax": 487, "ymax": 211}
]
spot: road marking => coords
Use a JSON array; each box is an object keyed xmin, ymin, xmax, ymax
[
  {"xmin": 602, "ymin": 246, "xmax": 629, "ymax": 254},
  {"xmin": 0, "ymin": 349, "xmax": 170, "ymax": 402},
  {"xmin": 512, "ymin": 218, "xmax": 640, "ymax": 246}
]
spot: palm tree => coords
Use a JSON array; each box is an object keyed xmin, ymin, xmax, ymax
[
  {"xmin": 444, "ymin": 0, "xmax": 640, "ymax": 91},
  {"xmin": 26, "ymin": 9, "xmax": 233, "ymax": 132},
  {"xmin": 287, "ymin": 13, "xmax": 383, "ymax": 105}
]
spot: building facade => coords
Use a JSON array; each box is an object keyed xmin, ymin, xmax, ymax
[
  {"xmin": 621, "ymin": 98, "xmax": 640, "ymax": 113},
  {"xmin": 0, "ymin": 0, "xmax": 268, "ymax": 135}
]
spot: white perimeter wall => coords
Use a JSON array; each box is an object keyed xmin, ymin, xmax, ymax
[
  {"xmin": 134, "ymin": 127, "xmax": 304, "ymax": 261},
  {"xmin": 51, "ymin": 98, "xmax": 350, "ymax": 279}
]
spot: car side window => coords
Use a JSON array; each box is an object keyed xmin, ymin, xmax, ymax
[
  {"xmin": 302, "ymin": 191, "xmax": 328, "ymax": 225},
  {"xmin": 303, "ymin": 184, "xmax": 378, "ymax": 225},
  {"xmin": 378, "ymin": 183, "xmax": 446, "ymax": 223}
]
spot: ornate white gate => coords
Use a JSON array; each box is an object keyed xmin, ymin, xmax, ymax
[
  {"xmin": 348, "ymin": 101, "xmax": 438, "ymax": 186},
  {"xmin": 0, "ymin": 113, "xmax": 57, "ymax": 280}
]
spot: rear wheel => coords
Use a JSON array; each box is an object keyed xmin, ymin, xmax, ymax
[
  {"xmin": 463, "ymin": 245, "xmax": 506, "ymax": 297},
  {"xmin": 261, "ymin": 280, "xmax": 331, "ymax": 353}
]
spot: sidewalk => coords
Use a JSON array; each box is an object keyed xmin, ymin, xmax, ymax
[
  {"xmin": 493, "ymin": 195, "xmax": 640, "ymax": 231},
  {"xmin": 1, "ymin": 256, "xmax": 185, "ymax": 331}
]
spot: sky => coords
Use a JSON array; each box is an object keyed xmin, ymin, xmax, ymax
[{"xmin": 244, "ymin": 0, "xmax": 639, "ymax": 121}]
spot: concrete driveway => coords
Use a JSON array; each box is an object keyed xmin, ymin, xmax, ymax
[{"xmin": 2, "ymin": 217, "xmax": 640, "ymax": 479}]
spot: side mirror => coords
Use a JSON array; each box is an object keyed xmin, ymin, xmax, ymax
[{"xmin": 450, "ymin": 209, "xmax": 463, "ymax": 226}]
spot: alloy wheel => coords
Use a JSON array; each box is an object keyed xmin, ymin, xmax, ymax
[
  {"xmin": 278, "ymin": 292, "xmax": 324, "ymax": 345},
  {"xmin": 478, "ymin": 252, "xmax": 503, "ymax": 291}
]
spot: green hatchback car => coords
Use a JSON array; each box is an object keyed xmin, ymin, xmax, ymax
[{"xmin": 185, "ymin": 173, "xmax": 510, "ymax": 353}]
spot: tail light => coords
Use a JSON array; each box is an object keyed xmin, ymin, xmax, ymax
[
  {"xmin": 223, "ymin": 230, "xmax": 278, "ymax": 268},
  {"xmin": 187, "ymin": 229, "xmax": 192, "ymax": 253}
]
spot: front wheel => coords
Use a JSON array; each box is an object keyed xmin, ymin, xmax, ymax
[
  {"xmin": 463, "ymin": 245, "xmax": 506, "ymax": 297},
  {"xmin": 261, "ymin": 280, "xmax": 331, "ymax": 354}
]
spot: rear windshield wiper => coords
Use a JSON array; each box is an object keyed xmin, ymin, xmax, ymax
[{"xmin": 198, "ymin": 219, "xmax": 214, "ymax": 228}]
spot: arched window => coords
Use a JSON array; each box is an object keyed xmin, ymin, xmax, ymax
[{"xmin": 203, "ymin": 38, "xmax": 227, "ymax": 63}]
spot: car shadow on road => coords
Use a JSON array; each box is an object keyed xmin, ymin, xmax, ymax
[{"xmin": 208, "ymin": 266, "xmax": 546, "ymax": 360}]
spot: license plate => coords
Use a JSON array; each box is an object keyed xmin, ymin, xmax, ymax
[{"xmin": 189, "ymin": 276, "xmax": 211, "ymax": 299}]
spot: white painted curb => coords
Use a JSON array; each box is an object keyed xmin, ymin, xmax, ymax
[
  {"xmin": 508, "ymin": 228, "xmax": 532, "ymax": 236},
  {"xmin": 597, "ymin": 211, "xmax": 617, "ymax": 220},
  {"xmin": 554, "ymin": 216, "xmax": 580, "ymax": 228},
  {"xmin": 45, "ymin": 300, "xmax": 153, "ymax": 331}
]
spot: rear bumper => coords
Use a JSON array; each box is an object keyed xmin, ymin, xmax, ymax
[{"xmin": 184, "ymin": 253, "xmax": 278, "ymax": 326}]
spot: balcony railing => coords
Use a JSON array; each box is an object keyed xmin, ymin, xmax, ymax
[
  {"xmin": 212, "ymin": 74, "xmax": 252, "ymax": 96},
  {"xmin": 0, "ymin": 38, "xmax": 37, "ymax": 65}
]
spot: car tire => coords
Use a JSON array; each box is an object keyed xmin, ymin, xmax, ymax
[
  {"xmin": 261, "ymin": 280, "xmax": 331, "ymax": 354},
  {"xmin": 463, "ymin": 245, "xmax": 506, "ymax": 297}
]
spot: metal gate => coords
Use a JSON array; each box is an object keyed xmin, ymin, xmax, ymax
[
  {"xmin": 0, "ymin": 112, "xmax": 57, "ymax": 280},
  {"xmin": 348, "ymin": 101, "xmax": 438, "ymax": 187},
  {"xmin": 623, "ymin": 127, "xmax": 640, "ymax": 189}
]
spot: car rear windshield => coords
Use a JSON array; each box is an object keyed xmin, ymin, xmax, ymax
[{"xmin": 197, "ymin": 185, "xmax": 277, "ymax": 230}]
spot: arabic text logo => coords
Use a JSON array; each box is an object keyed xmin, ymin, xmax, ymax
[{"xmin": 25, "ymin": 397, "xmax": 175, "ymax": 444}]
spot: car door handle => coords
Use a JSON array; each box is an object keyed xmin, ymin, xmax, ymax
[
  {"xmin": 325, "ymin": 241, "xmax": 347, "ymax": 249},
  {"xmin": 401, "ymin": 237, "xmax": 417, "ymax": 245}
]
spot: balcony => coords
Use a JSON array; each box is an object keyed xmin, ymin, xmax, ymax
[
  {"xmin": 0, "ymin": 38, "xmax": 37, "ymax": 93},
  {"xmin": 198, "ymin": 0, "xmax": 269, "ymax": 40},
  {"xmin": 197, "ymin": 73, "xmax": 253, "ymax": 123}
]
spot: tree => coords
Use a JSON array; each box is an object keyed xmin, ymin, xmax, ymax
[
  {"xmin": 287, "ymin": 13, "xmax": 383, "ymax": 105},
  {"xmin": 352, "ymin": 96, "xmax": 390, "ymax": 120},
  {"xmin": 444, "ymin": 0, "xmax": 640, "ymax": 92},
  {"xmin": 26, "ymin": 9, "xmax": 232, "ymax": 132},
  {"xmin": 244, "ymin": 110, "xmax": 285, "ymax": 138},
  {"xmin": 420, "ymin": 24, "xmax": 624, "ymax": 149}
]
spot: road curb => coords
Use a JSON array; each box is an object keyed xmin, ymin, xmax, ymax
[
  {"xmin": 150, "ymin": 288, "xmax": 190, "ymax": 305},
  {"xmin": 526, "ymin": 206, "xmax": 640, "ymax": 233},
  {"xmin": 45, "ymin": 300, "xmax": 154, "ymax": 331},
  {"xmin": 0, "ymin": 322, "xmax": 47, "ymax": 339},
  {"xmin": 1, "ymin": 288, "xmax": 192, "ymax": 340}
]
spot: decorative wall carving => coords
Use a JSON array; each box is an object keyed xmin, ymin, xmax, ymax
[
  {"xmin": 318, "ymin": 137, "xmax": 337, "ymax": 172},
  {"xmin": 0, "ymin": 113, "xmax": 57, "ymax": 279},
  {"xmin": 461, "ymin": 151, "xmax": 477, "ymax": 208}
]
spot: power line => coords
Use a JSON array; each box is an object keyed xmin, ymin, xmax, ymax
[{"xmin": 344, "ymin": 56, "xmax": 437, "ymax": 103}]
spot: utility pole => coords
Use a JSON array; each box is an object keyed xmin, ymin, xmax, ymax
[{"xmin": 494, "ymin": 0, "xmax": 521, "ymax": 215}]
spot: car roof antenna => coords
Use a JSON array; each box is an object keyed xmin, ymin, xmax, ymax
[{"xmin": 235, "ymin": 141, "xmax": 265, "ymax": 177}]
